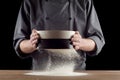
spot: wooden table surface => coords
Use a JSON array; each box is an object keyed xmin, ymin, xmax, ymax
[{"xmin": 0, "ymin": 70, "xmax": 120, "ymax": 80}]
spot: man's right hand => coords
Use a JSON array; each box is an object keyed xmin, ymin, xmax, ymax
[{"xmin": 19, "ymin": 29, "xmax": 40, "ymax": 54}]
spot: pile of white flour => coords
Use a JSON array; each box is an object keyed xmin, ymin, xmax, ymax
[
  {"xmin": 25, "ymin": 71, "xmax": 88, "ymax": 76},
  {"xmin": 25, "ymin": 49, "xmax": 88, "ymax": 76}
]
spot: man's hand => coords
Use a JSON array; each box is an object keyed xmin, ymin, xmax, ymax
[
  {"xmin": 30, "ymin": 29, "xmax": 40, "ymax": 48},
  {"xmin": 19, "ymin": 29, "xmax": 40, "ymax": 54},
  {"xmin": 71, "ymin": 31, "xmax": 96, "ymax": 52}
]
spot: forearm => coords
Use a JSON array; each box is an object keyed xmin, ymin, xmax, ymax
[
  {"xmin": 79, "ymin": 38, "xmax": 96, "ymax": 52},
  {"xmin": 19, "ymin": 40, "xmax": 37, "ymax": 54}
]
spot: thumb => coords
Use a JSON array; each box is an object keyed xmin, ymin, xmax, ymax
[{"xmin": 75, "ymin": 31, "xmax": 79, "ymax": 34}]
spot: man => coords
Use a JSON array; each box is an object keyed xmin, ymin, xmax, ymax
[{"xmin": 13, "ymin": 0, "xmax": 105, "ymax": 70}]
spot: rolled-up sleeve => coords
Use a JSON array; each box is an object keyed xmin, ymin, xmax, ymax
[
  {"xmin": 13, "ymin": 0, "xmax": 32, "ymax": 58},
  {"xmin": 85, "ymin": 0, "xmax": 105, "ymax": 56}
]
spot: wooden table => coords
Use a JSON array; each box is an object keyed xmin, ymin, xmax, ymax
[{"xmin": 0, "ymin": 70, "xmax": 120, "ymax": 80}]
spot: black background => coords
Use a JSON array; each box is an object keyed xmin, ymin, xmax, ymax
[{"xmin": 0, "ymin": 0, "xmax": 120, "ymax": 70}]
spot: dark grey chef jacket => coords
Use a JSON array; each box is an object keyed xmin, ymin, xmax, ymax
[{"xmin": 13, "ymin": 0, "xmax": 105, "ymax": 70}]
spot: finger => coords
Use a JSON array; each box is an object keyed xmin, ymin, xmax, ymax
[
  {"xmin": 30, "ymin": 33, "xmax": 40, "ymax": 41},
  {"xmin": 34, "ymin": 31, "xmax": 40, "ymax": 39},
  {"xmin": 71, "ymin": 37, "xmax": 80, "ymax": 42},
  {"xmin": 72, "ymin": 42, "xmax": 80, "ymax": 46},
  {"xmin": 30, "ymin": 36, "xmax": 37, "ymax": 42},
  {"xmin": 32, "ymin": 29, "xmax": 37, "ymax": 33},
  {"xmin": 74, "ymin": 46, "xmax": 80, "ymax": 50},
  {"xmin": 31, "ymin": 29, "xmax": 39, "ymax": 37},
  {"xmin": 31, "ymin": 40, "xmax": 38, "ymax": 48},
  {"xmin": 30, "ymin": 32, "xmax": 38, "ymax": 38},
  {"xmin": 31, "ymin": 39, "xmax": 38, "ymax": 44},
  {"xmin": 72, "ymin": 34, "xmax": 81, "ymax": 40},
  {"xmin": 75, "ymin": 31, "xmax": 82, "ymax": 38},
  {"xmin": 75, "ymin": 31, "xmax": 79, "ymax": 34}
]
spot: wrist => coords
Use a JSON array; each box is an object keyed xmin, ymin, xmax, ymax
[
  {"xmin": 79, "ymin": 38, "xmax": 95, "ymax": 52},
  {"xmin": 19, "ymin": 40, "xmax": 37, "ymax": 54}
]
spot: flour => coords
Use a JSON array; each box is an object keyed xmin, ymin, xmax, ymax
[
  {"xmin": 44, "ymin": 49, "xmax": 80, "ymax": 72},
  {"xmin": 25, "ymin": 71, "xmax": 88, "ymax": 76},
  {"xmin": 25, "ymin": 49, "xmax": 84, "ymax": 76}
]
